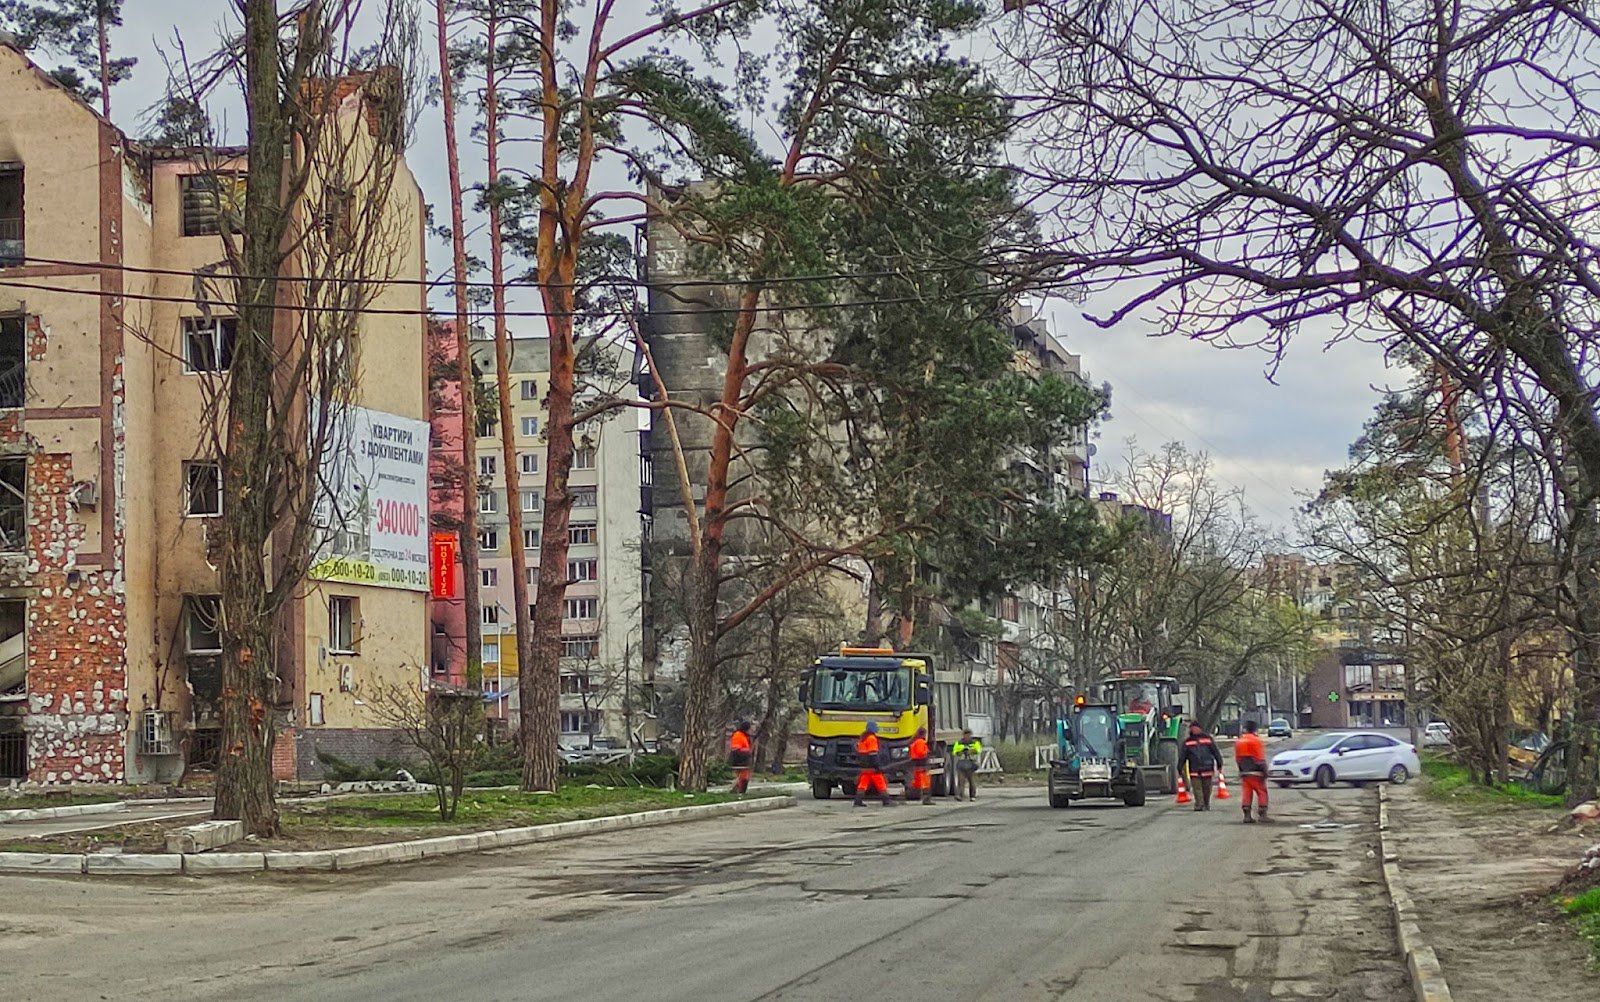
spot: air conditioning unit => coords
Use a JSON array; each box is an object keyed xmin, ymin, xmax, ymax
[
  {"xmin": 69, "ymin": 479, "xmax": 99, "ymax": 510},
  {"xmin": 141, "ymin": 709, "xmax": 176, "ymax": 756}
]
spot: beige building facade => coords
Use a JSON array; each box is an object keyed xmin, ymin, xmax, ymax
[{"xmin": 0, "ymin": 42, "xmax": 431, "ymax": 785}]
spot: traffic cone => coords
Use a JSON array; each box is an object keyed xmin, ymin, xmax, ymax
[
  {"xmin": 1175, "ymin": 773, "xmax": 1191, "ymax": 805},
  {"xmin": 1215, "ymin": 773, "xmax": 1231, "ymax": 800}
]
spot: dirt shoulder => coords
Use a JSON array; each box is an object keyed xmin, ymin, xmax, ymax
[{"xmin": 1386, "ymin": 781, "xmax": 1597, "ymax": 1000}]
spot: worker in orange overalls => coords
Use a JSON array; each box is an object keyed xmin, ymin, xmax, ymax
[
  {"xmin": 904, "ymin": 726, "xmax": 932, "ymax": 805},
  {"xmin": 1235, "ymin": 719, "xmax": 1271, "ymax": 823},
  {"xmin": 728, "ymin": 720, "xmax": 753, "ymax": 795},
  {"xmin": 853, "ymin": 721, "xmax": 895, "ymax": 807}
]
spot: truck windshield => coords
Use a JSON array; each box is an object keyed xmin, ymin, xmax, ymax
[
  {"xmin": 812, "ymin": 668, "xmax": 911, "ymax": 710},
  {"xmin": 1074, "ymin": 708, "xmax": 1117, "ymax": 758}
]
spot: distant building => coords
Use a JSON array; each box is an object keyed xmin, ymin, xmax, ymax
[
  {"xmin": 467, "ymin": 335, "xmax": 648, "ymax": 748},
  {"xmin": 426, "ymin": 320, "xmax": 469, "ymax": 686}
]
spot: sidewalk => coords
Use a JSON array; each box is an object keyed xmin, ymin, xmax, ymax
[
  {"xmin": 1385, "ymin": 782, "xmax": 1595, "ymax": 1001},
  {"xmin": 0, "ymin": 801, "xmax": 211, "ymax": 841}
]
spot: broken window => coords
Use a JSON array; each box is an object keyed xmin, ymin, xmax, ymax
[
  {"xmin": 0, "ymin": 164, "xmax": 21, "ymax": 267},
  {"xmin": 0, "ymin": 600, "xmax": 24, "ymax": 699},
  {"xmin": 182, "ymin": 317, "xmax": 235, "ymax": 373},
  {"xmin": 180, "ymin": 172, "xmax": 246, "ymax": 237},
  {"xmin": 0, "ymin": 458, "xmax": 23, "ymax": 552},
  {"xmin": 0, "ymin": 314, "xmax": 23, "ymax": 409},
  {"xmin": 185, "ymin": 595, "xmax": 222, "ymax": 654},
  {"xmin": 184, "ymin": 461, "xmax": 222, "ymax": 517},
  {"xmin": 329, "ymin": 595, "xmax": 359, "ymax": 654},
  {"xmin": 320, "ymin": 183, "xmax": 355, "ymax": 255}
]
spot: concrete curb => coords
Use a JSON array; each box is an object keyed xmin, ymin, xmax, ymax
[
  {"xmin": 0, "ymin": 795, "xmax": 795, "ymax": 878},
  {"xmin": 0, "ymin": 797, "xmax": 211, "ymax": 824},
  {"xmin": 1377, "ymin": 785, "xmax": 1455, "ymax": 1002}
]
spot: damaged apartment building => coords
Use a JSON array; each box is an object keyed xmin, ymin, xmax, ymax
[{"xmin": 0, "ymin": 40, "xmax": 433, "ymax": 785}]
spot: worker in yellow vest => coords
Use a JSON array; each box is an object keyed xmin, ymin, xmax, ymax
[{"xmin": 952, "ymin": 729, "xmax": 982, "ymax": 801}]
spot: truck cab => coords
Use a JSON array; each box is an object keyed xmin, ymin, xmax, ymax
[{"xmin": 799, "ymin": 647, "xmax": 945, "ymax": 800}]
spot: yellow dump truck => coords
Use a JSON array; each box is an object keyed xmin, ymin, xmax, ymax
[{"xmin": 798, "ymin": 646, "xmax": 954, "ymax": 800}]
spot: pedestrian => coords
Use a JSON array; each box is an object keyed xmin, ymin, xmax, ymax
[
  {"xmin": 1235, "ymin": 720, "xmax": 1271, "ymax": 823},
  {"xmin": 853, "ymin": 721, "xmax": 895, "ymax": 807},
  {"xmin": 1178, "ymin": 721, "xmax": 1224, "ymax": 812},
  {"xmin": 728, "ymin": 720, "xmax": 753, "ymax": 795},
  {"xmin": 953, "ymin": 728, "xmax": 982, "ymax": 801},
  {"xmin": 904, "ymin": 726, "xmax": 932, "ymax": 804}
]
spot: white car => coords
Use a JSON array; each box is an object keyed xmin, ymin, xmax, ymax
[
  {"xmin": 1423, "ymin": 722, "xmax": 1452, "ymax": 747},
  {"xmin": 1269, "ymin": 731, "xmax": 1421, "ymax": 788}
]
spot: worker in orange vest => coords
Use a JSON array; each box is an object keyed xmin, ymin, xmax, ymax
[
  {"xmin": 728, "ymin": 720, "xmax": 753, "ymax": 795},
  {"xmin": 904, "ymin": 726, "xmax": 932, "ymax": 805},
  {"xmin": 1235, "ymin": 719, "xmax": 1271, "ymax": 823},
  {"xmin": 853, "ymin": 721, "xmax": 895, "ymax": 807}
]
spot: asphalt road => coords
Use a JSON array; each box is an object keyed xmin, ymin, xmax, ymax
[{"xmin": 3, "ymin": 785, "xmax": 1407, "ymax": 1002}]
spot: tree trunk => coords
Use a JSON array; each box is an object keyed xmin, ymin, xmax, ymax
[
  {"xmin": 213, "ymin": 0, "xmax": 289, "ymax": 838},
  {"xmin": 435, "ymin": 0, "xmax": 482, "ymax": 685},
  {"xmin": 678, "ymin": 551, "xmax": 722, "ymax": 791},
  {"xmin": 753, "ymin": 613, "xmax": 784, "ymax": 766},
  {"xmin": 1566, "ymin": 498, "xmax": 1600, "ymax": 804},
  {"xmin": 863, "ymin": 571, "xmax": 883, "ymax": 646},
  {"xmin": 96, "ymin": 9, "xmax": 111, "ymax": 120}
]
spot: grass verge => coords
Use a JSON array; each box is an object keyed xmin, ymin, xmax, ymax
[
  {"xmin": 1420, "ymin": 755, "xmax": 1565, "ymax": 810},
  {"xmin": 1560, "ymin": 887, "xmax": 1600, "ymax": 963},
  {"xmin": 0, "ymin": 793, "xmax": 123, "ymax": 811},
  {"xmin": 2, "ymin": 787, "xmax": 745, "ymax": 854},
  {"xmin": 288, "ymin": 786, "xmax": 737, "ymax": 830}
]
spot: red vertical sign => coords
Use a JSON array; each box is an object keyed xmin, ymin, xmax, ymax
[{"xmin": 430, "ymin": 532, "xmax": 459, "ymax": 599}]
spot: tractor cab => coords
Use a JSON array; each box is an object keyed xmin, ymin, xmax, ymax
[
  {"xmin": 1094, "ymin": 670, "xmax": 1186, "ymax": 794},
  {"xmin": 1056, "ymin": 701, "xmax": 1123, "ymax": 763}
]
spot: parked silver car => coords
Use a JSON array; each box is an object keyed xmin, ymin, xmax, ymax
[{"xmin": 1269, "ymin": 731, "xmax": 1422, "ymax": 788}]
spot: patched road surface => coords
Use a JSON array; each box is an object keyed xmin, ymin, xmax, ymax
[{"xmin": 3, "ymin": 786, "xmax": 1406, "ymax": 1001}]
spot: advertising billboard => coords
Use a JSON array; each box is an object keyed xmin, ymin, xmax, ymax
[{"xmin": 309, "ymin": 404, "xmax": 431, "ymax": 591}]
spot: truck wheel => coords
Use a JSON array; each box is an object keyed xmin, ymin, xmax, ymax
[
  {"xmin": 1156, "ymin": 741, "xmax": 1181, "ymax": 793},
  {"xmin": 1124, "ymin": 784, "xmax": 1146, "ymax": 808},
  {"xmin": 811, "ymin": 779, "xmax": 833, "ymax": 800},
  {"xmin": 1049, "ymin": 793, "xmax": 1071, "ymax": 809}
]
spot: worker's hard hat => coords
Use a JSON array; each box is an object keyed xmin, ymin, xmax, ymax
[{"xmin": 865, "ymin": 721, "xmax": 878, "ymax": 733}]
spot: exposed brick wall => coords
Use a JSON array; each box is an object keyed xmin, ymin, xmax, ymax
[
  {"xmin": 24, "ymin": 452, "xmax": 129, "ymax": 783},
  {"xmin": 294, "ymin": 727, "xmax": 416, "ymax": 780},
  {"xmin": 272, "ymin": 726, "xmax": 298, "ymax": 781}
]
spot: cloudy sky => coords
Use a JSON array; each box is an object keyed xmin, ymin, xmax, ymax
[{"xmin": 89, "ymin": 1, "xmax": 1398, "ymax": 533}]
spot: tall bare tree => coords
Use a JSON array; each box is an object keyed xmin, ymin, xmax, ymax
[
  {"xmin": 174, "ymin": 0, "xmax": 422, "ymax": 834},
  {"xmin": 1004, "ymin": 0, "xmax": 1600, "ymax": 802},
  {"xmin": 432, "ymin": 0, "xmax": 483, "ymax": 689}
]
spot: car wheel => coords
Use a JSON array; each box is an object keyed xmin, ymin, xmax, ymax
[
  {"xmin": 1314, "ymin": 765, "xmax": 1335, "ymax": 789},
  {"xmin": 1388, "ymin": 764, "xmax": 1410, "ymax": 785},
  {"xmin": 1274, "ymin": 781, "xmax": 1292, "ymax": 789}
]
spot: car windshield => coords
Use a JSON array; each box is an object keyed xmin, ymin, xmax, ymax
[
  {"xmin": 1271, "ymin": 719, "xmax": 1289, "ymax": 727},
  {"xmin": 1073, "ymin": 708, "xmax": 1118, "ymax": 758},
  {"xmin": 811, "ymin": 668, "xmax": 911, "ymax": 710},
  {"xmin": 1297, "ymin": 733, "xmax": 1345, "ymax": 750}
]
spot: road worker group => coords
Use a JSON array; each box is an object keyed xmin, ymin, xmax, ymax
[{"xmin": 729, "ymin": 712, "xmax": 1274, "ymax": 823}]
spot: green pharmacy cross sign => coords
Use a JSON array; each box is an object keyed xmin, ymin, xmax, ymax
[{"xmin": 1327, "ymin": 690, "xmax": 1340, "ymax": 703}]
